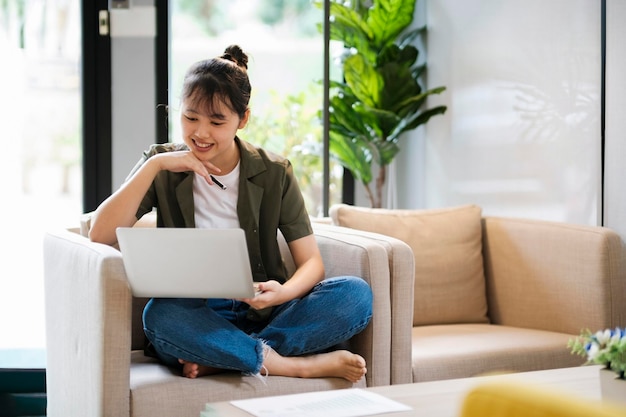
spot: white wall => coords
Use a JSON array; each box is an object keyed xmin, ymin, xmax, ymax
[{"xmin": 397, "ymin": 0, "xmax": 605, "ymax": 227}]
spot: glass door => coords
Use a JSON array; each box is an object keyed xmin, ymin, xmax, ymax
[
  {"xmin": 168, "ymin": 0, "xmax": 341, "ymax": 217},
  {"xmin": 0, "ymin": 0, "xmax": 82, "ymax": 365}
]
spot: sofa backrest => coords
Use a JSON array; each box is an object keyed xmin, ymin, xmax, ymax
[
  {"xmin": 482, "ymin": 216, "xmax": 626, "ymax": 334},
  {"xmin": 330, "ymin": 203, "xmax": 626, "ymax": 334}
]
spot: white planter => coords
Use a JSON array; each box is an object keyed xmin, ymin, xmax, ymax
[{"xmin": 599, "ymin": 367, "xmax": 626, "ymax": 406}]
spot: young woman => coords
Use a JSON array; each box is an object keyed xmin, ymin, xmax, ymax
[{"xmin": 88, "ymin": 45, "xmax": 373, "ymax": 383}]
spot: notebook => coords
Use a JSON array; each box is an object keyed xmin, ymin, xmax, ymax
[{"xmin": 116, "ymin": 227, "xmax": 257, "ymax": 298}]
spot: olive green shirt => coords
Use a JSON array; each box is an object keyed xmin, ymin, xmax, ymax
[{"xmin": 128, "ymin": 138, "xmax": 313, "ymax": 284}]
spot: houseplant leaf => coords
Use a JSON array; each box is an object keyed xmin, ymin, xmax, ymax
[
  {"xmin": 374, "ymin": 139, "xmax": 401, "ymax": 166},
  {"xmin": 393, "ymin": 86, "xmax": 446, "ymax": 120},
  {"xmin": 367, "ymin": 0, "xmax": 416, "ymax": 48},
  {"xmin": 344, "ymin": 53, "xmax": 382, "ymax": 109},
  {"xmin": 398, "ymin": 25, "xmax": 426, "ymax": 47},
  {"xmin": 328, "ymin": 132, "xmax": 373, "ymax": 184},
  {"xmin": 395, "ymin": 105, "xmax": 448, "ymax": 137},
  {"xmin": 328, "ymin": 94, "xmax": 373, "ymax": 139},
  {"xmin": 329, "ymin": 4, "xmax": 372, "ymax": 53},
  {"xmin": 352, "ymin": 102, "xmax": 399, "ymax": 142}
]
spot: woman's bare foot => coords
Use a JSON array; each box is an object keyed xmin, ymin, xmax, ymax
[
  {"xmin": 264, "ymin": 349, "xmax": 367, "ymax": 383},
  {"xmin": 178, "ymin": 359, "xmax": 222, "ymax": 379}
]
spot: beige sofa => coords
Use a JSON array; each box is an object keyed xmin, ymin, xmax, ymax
[
  {"xmin": 43, "ymin": 215, "xmax": 414, "ymax": 417},
  {"xmin": 330, "ymin": 204, "xmax": 626, "ymax": 384}
]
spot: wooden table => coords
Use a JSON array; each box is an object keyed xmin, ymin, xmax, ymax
[{"xmin": 200, "ymin": 365, "xmax": 602, "ymax": 417}]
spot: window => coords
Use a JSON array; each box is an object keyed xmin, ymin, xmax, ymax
[
  {"xmin": 0, "ymin": 0, "xmax": 82, "ymax": 363},
  {"xmin": 168, "ymin": 0, "xmax": 343, "ymax": 217}
]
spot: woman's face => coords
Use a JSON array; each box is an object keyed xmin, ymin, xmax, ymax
[{"xmin": 180, "ymin": 94, "xmax": 249, "ymax": 172}]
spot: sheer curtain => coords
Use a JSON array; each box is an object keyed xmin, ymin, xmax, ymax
[{"xmin": 400, "ymin": 0, "xmax": 602, "ymax": 225}]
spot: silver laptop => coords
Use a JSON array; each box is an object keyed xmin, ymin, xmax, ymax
[{"xmin": 116, "ymin": 227, "xmax": 256, "ymax": 298}]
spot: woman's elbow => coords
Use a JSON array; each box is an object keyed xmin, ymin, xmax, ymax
[{"xmin": 88, "ymin": 219, "xmax": 115, "ymax": 245}]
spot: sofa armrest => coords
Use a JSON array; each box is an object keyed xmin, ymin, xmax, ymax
[
  {"xmin": 44, "ymin": 229, "xmax": 133, "ymax": 417},
  {"xmin": 313, "ymin": 223, "xmax": 415, "ymax": 386},
  {"xmin": 482, "ymin": 217, "xmax": 626, "ymax": 334},
  {"xmin": 312, "ymin": 224, "xmax": 393, "ymax": 387}
]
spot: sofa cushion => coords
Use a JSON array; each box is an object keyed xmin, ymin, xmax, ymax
[
  {"xmin": 411, "ymin": 324, "xmax": 582, "ymax": 382},
  {"xmin": 129, "ymin": 351, "xmax": 363, "ymax": 416},
  {"xmin": 330, "ymin": 204, "xmax": 488, "ymax": 326}
]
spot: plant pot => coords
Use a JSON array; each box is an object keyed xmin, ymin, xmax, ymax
[{"xmin": 599, "ymin": 367, "xmax": 626, "ymax": 406}]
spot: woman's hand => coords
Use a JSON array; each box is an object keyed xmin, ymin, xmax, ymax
[
  {"xmin": 241, "ymin": 234, "xmax": 325, "ymax": 309},
  {"xmin": 240, "ymin": 280, "xmax": 286, "ymax": 310},
  {"xmin": 152, "ymin": 151, "xmax": 221, "ymax": 184}
]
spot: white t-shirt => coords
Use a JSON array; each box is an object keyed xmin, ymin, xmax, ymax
[{"xmin": 193, "ymin": 162, "xmax": 240, "ymax": 229}]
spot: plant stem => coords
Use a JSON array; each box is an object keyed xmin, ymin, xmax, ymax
[{"xmin": 374, "ymin": 165, "xmax": 387, "ymax": 208}]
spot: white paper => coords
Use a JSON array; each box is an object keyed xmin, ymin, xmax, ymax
[{"xmin": 227, "ymin": 388, "xmax": 412, "ymax": 417}]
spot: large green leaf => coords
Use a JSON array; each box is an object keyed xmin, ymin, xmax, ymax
[
  {"xmin": 378, "ymin": 44, "xmax": 418, "ymax": 68},
  {"xmin": 350, "ymin": 104, "xmax": 385, "ymax": 140},
  {"xmin": 373, "ymin": 138, "xmax": 401, "ymax": 166},
  {"xmin": 328, "ymin": 24, "xmax": 368, "ymax": 55},
  {"xmin": 329, "ymin": 132, "xmax": 373, "ymax": 184},
  {"xmin": 380, "ymin": 62, "xmax": 421, "ymax": 112},
  {"xmin": 327, "ymin": 1, "xmax": 372, "ymax": 39},
  {"xmin": 396, "ymin": 86, "xmax": 446, "ymax": 115},
  {"xmin": 320, "ymin": 1, "xmax": 374, "ymax": 57},
  {"xmin": 344, "ymin": 54, "xmax": 382, "ymax": 109},
  {"xmin": 367, "ymin": 0, "xmax": 416, "ymax": 48},
  {"xmin": 352, "ymin": 102, "xmax": 399, "ymax": 139},
  {"xmin": 395, "ymin": 105, "xmax": 448, "ymax": 137},
  {"xmin": 329, "ymin": 95, "xmax": 372, "ymax": 138}
]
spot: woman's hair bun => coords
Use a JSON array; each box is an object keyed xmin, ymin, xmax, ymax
[{"xmin": 221, "ymin": 45, "xmax": 248, "ymax": 69}]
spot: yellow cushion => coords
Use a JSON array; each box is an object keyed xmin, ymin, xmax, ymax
[
  {"xmin": 460, "ymin": 381, "xmax": 626, "ymax": 417},
  {"xmin": 329, "ymin": 204, "xmax": 488, "ymax": 326}
]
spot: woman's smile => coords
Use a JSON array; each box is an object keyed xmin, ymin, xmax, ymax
[{"xmin": 192, "ymin": 139, "xmax": 215, "ymax": 151}]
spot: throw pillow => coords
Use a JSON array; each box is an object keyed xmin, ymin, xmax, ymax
[{"xmin": 329, "ymin": 204, "xmax": 489, "ymax": 326}]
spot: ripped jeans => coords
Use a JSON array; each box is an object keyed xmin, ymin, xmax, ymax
[{"xmin": 142, "ymin": 276, "xmax": 373, "ymax": 375}]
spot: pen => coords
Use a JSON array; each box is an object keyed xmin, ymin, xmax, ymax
[{"xmin": 210, "ymin": 175, "xmax": 227, "ymax": 190}]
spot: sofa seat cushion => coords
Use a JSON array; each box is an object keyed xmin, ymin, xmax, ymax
[
  {"xmin": 129, "ymin": 352, "xmax": 363, "ymax": 417},
  {"xmin": 330, "ymin": 204, "xmax": 488, "ymax": 326},
  {"xmin": 411, "ymin": 324, "xmax": 582, "ymax": 383}
]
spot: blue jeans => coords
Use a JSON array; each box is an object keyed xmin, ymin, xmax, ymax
[{"xmin": 142, "ymin": 276, "xmax": 373, "ymax": 374}]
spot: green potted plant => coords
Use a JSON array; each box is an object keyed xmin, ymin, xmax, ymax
[
  {"xmin": 568, "ymin": 327, "xmax": 626, "ymax": 405},
  {"xmin": 569, "ymin": 328, "xmax": 626, "ymax": 378},
  {"xmin": 316, "ymin": 0, "xmax": 447, "ymax": 208}
]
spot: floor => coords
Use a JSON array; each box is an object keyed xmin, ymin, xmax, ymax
[{"xmin": 0, "ymin": 349, "xmax": 46, "ymax": 417}]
